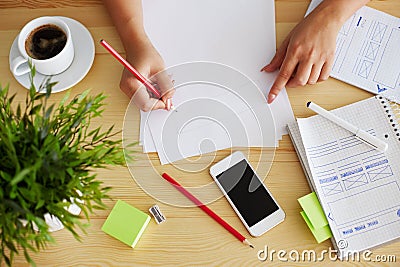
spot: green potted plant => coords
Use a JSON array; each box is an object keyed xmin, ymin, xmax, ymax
[{"xmin": 0, "ymin": 69, "xmax": 133, "ymax": 266}]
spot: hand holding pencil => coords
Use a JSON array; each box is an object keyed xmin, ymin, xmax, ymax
[{"xmin": 101, "ymin": 39, "xmax": 175, "ymax": 112}]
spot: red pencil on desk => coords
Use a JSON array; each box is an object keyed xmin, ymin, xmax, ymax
[
  {"xmin": 161, "ymin": 173, "xmax": 254, "ymax": 249},
  {"xmin": 100, "ymin": 39, "xmax": 173, "ymax": 110}
]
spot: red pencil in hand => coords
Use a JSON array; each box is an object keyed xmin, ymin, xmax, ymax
[{"xmin": 100, "ymin": 39, "xmax": 174, "ymax": 110}]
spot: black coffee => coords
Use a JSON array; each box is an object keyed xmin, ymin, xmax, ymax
[{"xmin": 25, "ymin": 24, "xmax": 67, "ymax": 60}]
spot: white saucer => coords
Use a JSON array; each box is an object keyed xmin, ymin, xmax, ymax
[{"xmin": 9, "ymin": 16, "xmax": 95, "ymax": 93}]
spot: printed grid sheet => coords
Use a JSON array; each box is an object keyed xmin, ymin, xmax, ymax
[{"xmin": 307, "ymin": 0, "xmax": 400, "ymax": 102}]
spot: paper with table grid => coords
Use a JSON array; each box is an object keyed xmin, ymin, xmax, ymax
[
  {"xmin": 297, "ymin": 97, "xmax": 400, "ymax": 256},
  {"xmin": 307, "ymin": 0, "xmax": 400, "ymax": 101}
]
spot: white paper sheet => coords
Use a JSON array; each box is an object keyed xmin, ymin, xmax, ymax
[
  {"xmin": 297, "ymin": 97, "xmax": 400, "ymax": 256},
  {"xmin": 140, "ymin": 110, "xmax": 157, "ymax": 152},
  {"xmin": 148, "ymin": 79, "xmax": 276, "ymax": 164},
  {"xmin": 141, "ymin": 0, "xmax": 294, "ymax": 144},
  {"xmin": 307, "ymin": 0, "xmax": 400, "ymax": 99}
]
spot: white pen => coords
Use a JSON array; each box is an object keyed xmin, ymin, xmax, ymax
[{"xmin": 307, "ymin": 101, "xmax": 388, "ymax": 152}]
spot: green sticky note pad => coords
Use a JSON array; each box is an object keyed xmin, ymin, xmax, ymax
[
  {"xmin": 300, "ymin": 211, "xmax": 332, "ymax": 243},
  {"xmin": 102, "ymin": 200, "xmax": 150, "ymax": 248},
  {"xmin": 298, "ymin": 192, "xmax": 328, "ymax": 229}
]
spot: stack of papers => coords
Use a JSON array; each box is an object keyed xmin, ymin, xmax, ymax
[
  {"xmin": 140, "ymin": 63, "xmax": 277, "ymax": 164},
  {"xmin": 298, "ymin": 192, "xmax": 333, "ymax": 243},
  {"xmin": 139, "ymin": 0, "xmax": 295, "ymax": 164},
  {"xmin": 102, "ymin": 200, "xmax": 150, "ymax": 248}
]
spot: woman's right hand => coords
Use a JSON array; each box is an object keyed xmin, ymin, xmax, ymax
[{"xmin": 120, "ymin": 37, "xmax": 175, "ymax": 112}]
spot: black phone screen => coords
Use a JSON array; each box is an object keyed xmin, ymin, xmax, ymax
[{"xmin": 216, "ymin": 159, "xmax": 279, "ymax": 227}]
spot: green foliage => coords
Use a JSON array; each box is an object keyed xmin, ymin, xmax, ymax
[{"xmin": 0, "ymin": 69, "xmax": 133, "ymax": 266}]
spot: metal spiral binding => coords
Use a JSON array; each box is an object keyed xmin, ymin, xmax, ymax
[{"xmin": 377, "ymin": 95, "xmax": 400, "ymax": 142}]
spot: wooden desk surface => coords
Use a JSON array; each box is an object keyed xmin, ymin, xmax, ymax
[{"xmin": 1, "ymin": 1, "xmax": 399, "ymax": 266}]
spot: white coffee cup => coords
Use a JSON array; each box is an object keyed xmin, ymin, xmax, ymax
[{"xmin": 10, "ymin": 16, "xmax": 74, "ymax": 76}]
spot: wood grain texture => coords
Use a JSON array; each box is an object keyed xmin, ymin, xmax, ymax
[
  {"xmin": 1, "ymin": 0, "xmax": 399, "ymax": 266},
  {"xmin": 0, "ymin": 0, "xmax": 102, "ymax": 9}
]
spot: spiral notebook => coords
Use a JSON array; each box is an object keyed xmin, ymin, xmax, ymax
[{"xmin": 287, "ymin": 96, "xmax": 400, "ymax": 257}]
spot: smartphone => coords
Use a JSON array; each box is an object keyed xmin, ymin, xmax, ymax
[{"xmin": 209, "ymin": 151, "xmax": 285, "ymax": 236}]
